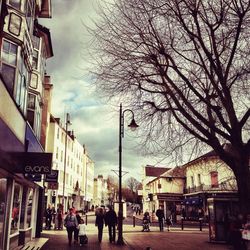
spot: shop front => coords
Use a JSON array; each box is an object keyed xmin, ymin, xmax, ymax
[{"xmin": 0, "ymin": 119, "xmax": 52, "ymax": 250}]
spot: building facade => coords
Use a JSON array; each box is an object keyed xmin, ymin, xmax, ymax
[
  {"xmin": 141, "ymin": 151, "xmax": 238, "ymax": 223},
  {"xmin": 44, "ymin": 115, "xmax": 95, "ymax": 212},
  {"xmin": 183, "ymin": 151, "xmax": 237, "ymax": 220},
  {"xmin": 93, "ymin": 175, "xmax": 108, "ymax": 206},
  {"xmin": 0, "ymin": 0, "xmax": 53, "ymax": 249},
  {"xmin": 141, "ymin": 165, "xmax": 170, "ymax": 213}
]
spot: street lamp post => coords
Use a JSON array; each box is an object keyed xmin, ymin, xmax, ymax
[
  {"xmin": 117, "ymin": 103, "xmax": 139, "ymax": 245},
  {"xmin": 62, "ymin": 113, "xmax": 71, "ymax": 213}
]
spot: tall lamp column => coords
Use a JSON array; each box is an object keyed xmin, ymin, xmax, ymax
[
  {"xmin": 117, "ymin": 104, "xmax": 138, "ymax": 245},
  {"xmin": 62, "ymin": 113, "xmax": 71, "ymax": 213}
]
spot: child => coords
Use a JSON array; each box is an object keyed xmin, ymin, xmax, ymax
[{"xmin": 78, "ymin": 219, "xmax": 88, "ymax": 246}]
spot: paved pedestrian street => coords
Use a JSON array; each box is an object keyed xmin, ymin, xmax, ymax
[{"xmin": 41, "ymin": 224, "xmax": 230, "ymax": 250}]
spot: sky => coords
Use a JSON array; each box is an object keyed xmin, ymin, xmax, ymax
[{"xmin": 40, "ymin": 0, "xmax": 169, "ymax": 181}]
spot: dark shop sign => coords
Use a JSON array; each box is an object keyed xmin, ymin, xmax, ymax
[
  {"xmin": 45, "ymin": 170, "xmax": 58, "ymax": 182},
  {"xmin": 11, "ymin": 152, "xmax": 53, "ymax": 174}
]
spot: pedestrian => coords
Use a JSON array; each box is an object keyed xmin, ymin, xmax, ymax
[
  {"xmin": 64, "ymin": 208, "xmax": 78, "ymax": 246},
  {"xmin": 45, "ymin": 204, "xmax": 53, "ymax": 230},
  {"xmin": 166, "ymin": 215, "xmax": 172, "ymax": 231},
  {"xmin": 74, "ymin": 210, "xmax": 82, "ymax": 244},
  {"xmin": 105, "ymin": 205, "xmax": 117, "ymax": 243},
  {"xmin": 78, "ymin": 219, "xmax": 88, "ymax": 246},
  {"xmin": 95, "ymin": 207, "xmax": 105, "ymax": 242},
  {"xmin": 156, "ymin": 206, "xmax": 165, "ymax": 231},
  {"xmin": 56, "ymin": 204, "xmax": 63, "ymax": 230}
]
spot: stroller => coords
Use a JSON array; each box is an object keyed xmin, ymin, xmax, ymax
[{"xmin": 142, "ymin": 215, "xmax": 150, "ymax": 232}]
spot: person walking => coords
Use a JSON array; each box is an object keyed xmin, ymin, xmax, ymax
[
  {"xmin": 95, "ymin": 207, "xmax": 105, "ymax": 243},
  {"xmin": 45, "ymin": 204, "xmax": 53, "ymax": 230},
  {"xmin": 74, "ymin": 210, "xmax": 82, "ymax": 244},
  {"xmin": 64, "ymin": 208, "xmax": 78, "ymax": 246},
  {"xmin": 56, "ymin": 204, "xmax": 63, "ymax": 230},
  {"xmin": 156, "ymin": 206, "xmax": 165, "ymax": 231},
  {"xmin": 78, "ymin": 219, "xmax": 88, "ymax": 246},
  {"xmin": 105, "ymin": 205, "xmax": 117, "ymax": 243}
]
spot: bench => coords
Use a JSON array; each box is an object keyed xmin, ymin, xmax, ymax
[{"xmin": 14, "ymin": 238, "xmax": 49, "ymax": 250}]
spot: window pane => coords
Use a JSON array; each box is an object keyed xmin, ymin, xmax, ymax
[
  {"xmin": 0, "ymin": 179, "xmax": 7, "ymax": 250},
  {"xmin": 3, "ymin": 41, "xmax": 9, "ymax": 51},
  {"xmin": 27, "ymin": 94, "xmax": 35, "ymax": 109},
  {"xmin": 26, "ymin": 189, "xmax": 33, "ymax": 227},
  {"xmin": 9, "ymin": 0, "xmax": 21, "ymax": 9},
  {"xmin": 27, "ymin": 110, "xmax": 34, "ymax": 128},
  {"xmin": 1, "ymin": 64, "xmax": 15, "ymax": 93},
  {"xmin": 30, "ymin": 73, "xmax": 38, "ymax": 88},
  {"xmin": 11, "ymin": 183, "xmax": 21, "ymax": 234}
]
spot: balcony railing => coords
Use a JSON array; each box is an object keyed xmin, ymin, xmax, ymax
[{"xmin": 184, "ymin": 183, "xmax": 237, "ymax": 194}]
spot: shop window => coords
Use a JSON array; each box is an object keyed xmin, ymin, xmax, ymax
[
  {"xmin": 26, "ymin": 188, "xmax": 33, "ymax": 228},
  {"xmin": 211, "ymin": 171, "xmax": 219, "ymax": 188},
  {"xmin": 10, "ymin": 183, "xmax": 22, "ymax": 234},
  {"xmin": 9, "ymin": 0, "xmax": 21, "ymax": 10},
  {"xmin": 0, "ymin": 179, "xmax": 7, "ymax": 249},
  {"xmin": 1, "ymin": 40, "xmax": 18, "ymax": 94}
]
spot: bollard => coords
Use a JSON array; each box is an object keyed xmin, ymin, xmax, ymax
[
  {"xmin": 181, "ymin": 218, "xmax": 184, "ymax": 230},
  {"xmin": 199, "ymin": 218, "xmax": 202, "ymax": 231},
  {"xmin": 85, "ymin": 214, "xmax": 88, "ymax": 225},
  {"xmin": 133, "ymin": 215, "xmax": 135, "ymax": 227}
]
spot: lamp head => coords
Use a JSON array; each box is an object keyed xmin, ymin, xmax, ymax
[{"xmin": 128, "ymin": 118, "xmax": 139, "ymax": 131}]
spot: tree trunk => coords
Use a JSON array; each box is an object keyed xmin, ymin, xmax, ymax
[{"xmin": 234, "ymin": 161, "xmax": 250, "ymax": 216}]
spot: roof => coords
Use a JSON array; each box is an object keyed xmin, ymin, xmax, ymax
[
  {"xmin": 161, "ymin": 166, "xmax": 185, "ymax": 178},
  {"xmin": 145, "ymin": 166, "xmax": 170, "ymax": 177}
]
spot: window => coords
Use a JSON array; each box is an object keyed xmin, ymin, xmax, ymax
[
  {"xmin": 33, "ymin": 35, "xmax": 40, "ymax": 50},
  {"xmin": 10, "ymin": 183, "xmax": 22, "ymax": 234},
  {"xmin": 25, "ymin": 0, "xmax": 35, "ymax": 33},
  {"xmin": 0, "ymin": 179, "xmax": 7, "ymax": 248},
  {"xmin": 1, "ymin": 40, "xmax": 18, "ymax": 93},
  {"xmin": 30, "ymin": 72, "xmax": 38, "ymax": 88},
  {"xmin": 61, "ymin": 150, "xmax": 63, "ymax": 162},
  {"xmin": 27, "ymin": 93, "xmax": 35, "ymax": 128},
  {"xmin": 211, "ymin": 171, "xmax": 219, "ymax": 188},
  {"xmin": 197, "ymin": 174, "xmax": 201, "ymax": 186},
  {"xmin": 8, "ymin": 13, "xmax": 22, "ymax": 36},
  {"xmin": 57, "ymin": 128, "xmax": 59, "ymax": 139},
  {"xmin": 15, "ymin": 57, "xmax": 28, "ymax": 114},
  {"xmin": 56, "ymin": 147, "xmax": 58, "ymax": 159},
  {"xmin": 26, "ymin": 188, "xmax": 33, "ymax": 228},
  {"xmin": 190, "ymin": 176, "xmax": 194, "ymax": 187},
  {"xmin": 32, "ymin": 50, "xmax": 38, "ymax": 69},
  {"xmin": 9, "ymin": 0, "xmax": 21, "ymax": 10}
]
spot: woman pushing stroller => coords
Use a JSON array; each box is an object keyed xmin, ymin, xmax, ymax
[{"xmin": 142, "ymin": 211, "xmax": 150, "ymax": 232}]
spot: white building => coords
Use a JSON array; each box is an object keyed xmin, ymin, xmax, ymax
[
  {"xmin": 45, "ymin": 115, "xmax": 95, "ymax": 211},
  {"xmin": 93, "ymin": 175, "xmax": 108, "ymax": 206}
]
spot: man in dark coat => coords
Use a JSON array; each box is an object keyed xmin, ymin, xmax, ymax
[
  {"xmin": 156, "ymin": 206, "xmax": 165, "ymax": 231},
  {"xmin": 105, "ymin": 205, "xmax": 117, "ymax": 243}
]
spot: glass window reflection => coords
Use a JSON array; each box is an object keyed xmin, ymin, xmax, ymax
[{"xmin": 11, "ymin": 183, "xmax": 22, "ymax": 234}]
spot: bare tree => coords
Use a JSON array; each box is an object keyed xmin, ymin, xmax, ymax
[
  {"xmin": 126, "ymin": 177, "xmax": 141, "ymax": 193},
  {"xmin": 89, "ymin": 0, "xmax": 250, "ymax": 215}
]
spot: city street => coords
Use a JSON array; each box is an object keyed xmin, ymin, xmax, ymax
[
  {"xmin": 41, "ymin": 223, "xmax": 230, "ymax": 250},
  {"xmin": 41, "ymin": 210, "xmax": 230, "ymax": 250}
]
